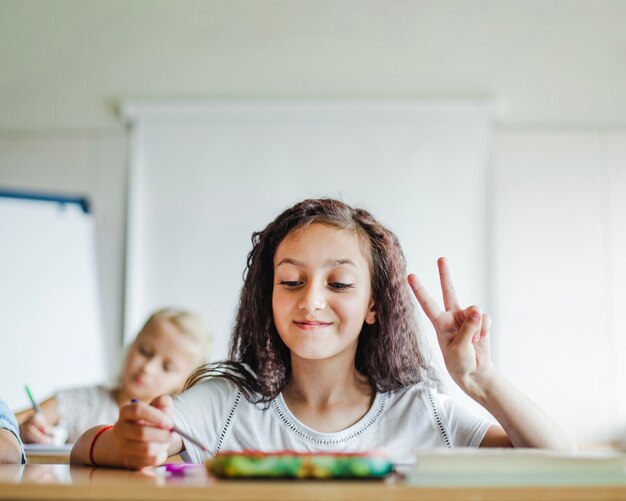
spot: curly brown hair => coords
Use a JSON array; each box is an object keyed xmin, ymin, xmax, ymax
[{"xmin": 186, "ymin": 198, "xmax": 439, "ymax": 402}]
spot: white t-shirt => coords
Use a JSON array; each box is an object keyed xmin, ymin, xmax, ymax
[
  {"xmin": 56, "ymin": 385, "xmax": 119, "ymax": 443},
  {"xmin": 173, "ymin": 378, "xmax": 492, "ymax": 465}
]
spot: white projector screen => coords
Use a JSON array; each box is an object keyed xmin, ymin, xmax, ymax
[{"xmin": 122, "ymin": 102, "xmax": 493, "ymax": 410}]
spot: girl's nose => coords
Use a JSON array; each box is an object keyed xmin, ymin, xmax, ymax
[
  {"xmin": 298, "ymin": 283, "xmax": 326, "ymax": 313},
  {"xmin": 140, "ymin": 357, "xmax": 160, "ymax": 374}
]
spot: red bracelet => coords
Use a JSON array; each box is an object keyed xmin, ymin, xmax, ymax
[{"xmin": 89, "ymin": 425, "xmax": 114, "ymax": 466}]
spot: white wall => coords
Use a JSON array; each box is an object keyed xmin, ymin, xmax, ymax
[
  {"xmin": 493, "ymin": 128, "xmax": 626, "ymax": 445},
  {"xmin": 0, "ymin": 132, "xmax": 127, "ymax": 408},
  {"xmin": 607, "ymin": 132, "xmax": 626, "ymax": 432}
]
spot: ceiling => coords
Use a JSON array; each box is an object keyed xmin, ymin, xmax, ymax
[{"xmin": 1, "ymin": 0, "xmax": 626, "ymax": 131}]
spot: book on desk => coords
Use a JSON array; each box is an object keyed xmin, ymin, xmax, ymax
[
  {"xmin": 24, "ymin": 444, "xmax": 73, "ymax": 464},
  {"xmin": 408, "ymin": 448, "xmax": 626, "ymax": 486}
]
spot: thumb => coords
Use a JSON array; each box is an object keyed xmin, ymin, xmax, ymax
[
  {"xmin": 135, "ymin": 394, "xmax": 174, "ymax": 429},
  {"xmin": 150, "ymin": 394, "xmax": 173, "ymax": 414},
  {"xmin": 454, "ymin": 306, "xmax": 482, "ymax": 346}
]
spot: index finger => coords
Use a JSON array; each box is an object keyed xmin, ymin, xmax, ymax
[
  {"xmin": 407, "ymin": 273, "xmax": 442, "ymax": 322},
  {"xmin": 438, "ymin": 257, "xmax": 460, "ymax": 311},
  {"xmin": 32, "ymin": 413, "xmax": 52, "ymax": 431}
]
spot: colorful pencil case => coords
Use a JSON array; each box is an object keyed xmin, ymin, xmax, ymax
[{"xmin": 206, "ymin": 450, "xmax": 394, "ymax": 479}]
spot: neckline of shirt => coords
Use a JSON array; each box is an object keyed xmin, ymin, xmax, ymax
[{"xmin": 272, "ymin": 391, "xmax": 388, "ymax": 445}]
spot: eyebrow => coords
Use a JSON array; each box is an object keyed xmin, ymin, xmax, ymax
[{"xmin": 275, "ymin": 258, "xmax": 358, "ymax": 269}]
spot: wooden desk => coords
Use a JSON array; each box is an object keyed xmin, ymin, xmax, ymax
[
  {"xmin": 25, "ymin": 453, "xmax": 70, "ymax": 465},
  {"xmin": 23, "ymin": 445, "xmax": 72, "ymax": 465},
  {"xmin": 1, "ymin": 464, "xmax": 625, "ymax": 501},
  {"xmin": 24, "ymin": 445, "xmax": 182, "ymax": 466}
]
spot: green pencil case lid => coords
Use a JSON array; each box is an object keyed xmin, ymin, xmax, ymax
[{"xmin": 206, "ymin": 450, "xmax": 394, "ymax": 479}]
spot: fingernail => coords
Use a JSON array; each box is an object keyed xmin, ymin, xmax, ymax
[{"xmin": 470, "ymin": 310, "xmax": 481, "ymax": 321}]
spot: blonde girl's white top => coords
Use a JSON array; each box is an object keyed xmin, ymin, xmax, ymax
[
  {"xmin": 55, "ymin": 385, "xmax": 119, "ymax": 443},
  {"xmin": 172, "ymin": 377, "xmax": 492, "ymax": 466}
]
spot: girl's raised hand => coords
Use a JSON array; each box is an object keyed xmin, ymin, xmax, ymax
[
  {"xmin": 408, "ymin": 258, "xmax": 577, "ymax": 450},
  {"xmin": 112, "ymin": 395, "xmax": 179, "ymax": 470},
  {"xmin": 408, "ymin": 257, "xmax": 494, "ymax": 395}
]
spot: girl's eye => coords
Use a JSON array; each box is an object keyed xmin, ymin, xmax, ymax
[
  {"xmin": 139, "ymin": 345, "xmax": 152, "ymax": 357},
  {"xmin": 329, "ymin": 282, "xmax": 354, "ymax": 291},
  {"xmin": 163, "ymin": 363, "xmax": 173, "ymax": 372},
  {"xmin": 279, "ymin": 280, "xmax": 302, "ymax": 288}
]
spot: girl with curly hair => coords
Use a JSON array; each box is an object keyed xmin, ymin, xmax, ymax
[{"xmin": 71, "ymin": 198, "xmax": 574, "ymax": 469}]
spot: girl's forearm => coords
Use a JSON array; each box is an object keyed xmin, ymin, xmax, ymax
[
  {"xmin": 70, "ymin": 423, "xmax": 185, "ymax": 469},
  {"xmin": 70, "ymin": 426, "xmax": 119, "ymax": 466},
  {"xmin": 463, "ymin": 368, "xmax": 577, "ymax": 450}
]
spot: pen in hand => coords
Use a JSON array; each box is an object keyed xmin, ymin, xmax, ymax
[
  {"xmin": 169, "ymin": 424, "xmax": 211, "ymax": 453},
  {"xmin": 130, "ymin": 399, "xmax": 211, "ymax": 453},
  {"xmin": 24, "ymin": 384, "xmax": 55, "ymax": 439}
]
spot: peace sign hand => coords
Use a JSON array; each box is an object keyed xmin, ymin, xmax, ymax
[{"xmin": 408, "ymin": 257, "xmax": 495, "ymax": 395}]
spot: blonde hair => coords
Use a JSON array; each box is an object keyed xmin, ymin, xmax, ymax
[{"xmin": 141, "ymin": 308, "xmax": 212, "ymax": 364}]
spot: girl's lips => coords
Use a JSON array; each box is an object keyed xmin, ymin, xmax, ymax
[{"xmin": 294, "ymin": 320, "xmax": 333, "ymax": 330}]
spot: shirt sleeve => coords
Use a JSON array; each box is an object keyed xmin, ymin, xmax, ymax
[
  {"xmin": 431, "ymin": 391, "xmax": 493, "ymax": 447},
  {"xmin": 0, "ymin": 399, "xmax": 26, "ymax": 464},
  {"xmin": 172, "ymin": 378, "xmax": 240, "ymax": 463}
]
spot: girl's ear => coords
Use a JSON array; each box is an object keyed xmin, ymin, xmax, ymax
[{"xmin": 365, "ymin": 299, "xmax": 376, "ymax": 325}]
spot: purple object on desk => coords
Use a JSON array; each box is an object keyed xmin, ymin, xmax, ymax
[{"xmin": 165, "ymin": 463, "xmax": 200, "ymax": 476}]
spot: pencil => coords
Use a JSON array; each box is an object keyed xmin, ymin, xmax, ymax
[
  {"xmin": 171, "ymin": 425, "xmax": 211, "ymax": 453},
  {"xmin": 24, "ymin": 385, "xmax": 42, "ymax": 413},
  {"xmin": 24, "ymin": 384, "xmax": 55, "ymax": 438}
]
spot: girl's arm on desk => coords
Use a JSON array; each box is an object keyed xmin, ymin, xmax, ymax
[
  {"xmin": 0, "ymin": 429, "xmax": 23, "ymax": 464},
  {"xmin": 70, "ymin": 395, "xmax": 183, "ymax": 469},
  {"xmin": 408, "ymin": 258, "xmax": 576, "ymax": 450}
]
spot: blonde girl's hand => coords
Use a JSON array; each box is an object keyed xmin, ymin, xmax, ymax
[
  {"xmin": 408, "ymin": 257, "xmax": 494, "ymax": 395},
  {"xmin": 112, "ymin": 395, "xmax": 179, "ymax": 470},
  {"xmin": 19, "ymin": 413, "xmax": 54, "ymax": 444}
]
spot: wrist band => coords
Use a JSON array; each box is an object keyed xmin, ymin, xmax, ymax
[{"xmin": 89, "ymin": 425, "xmax": 113, "ymax": 466}]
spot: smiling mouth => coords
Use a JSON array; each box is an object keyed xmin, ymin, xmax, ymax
[{"xmin": 294, "ymin": 320, "xmax": 333, "ymax": 330}]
